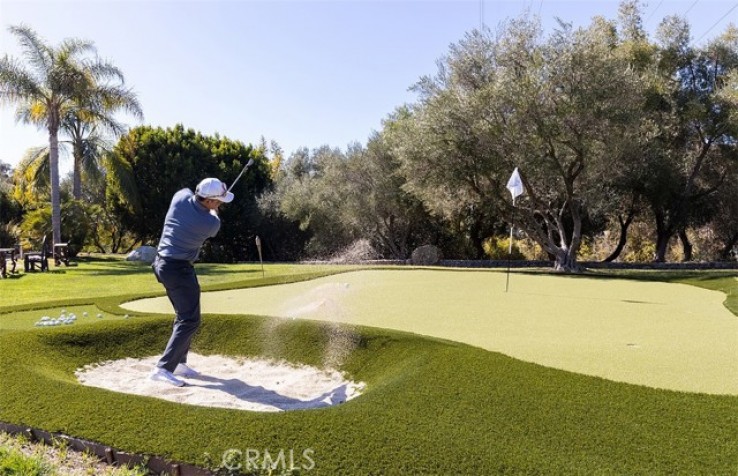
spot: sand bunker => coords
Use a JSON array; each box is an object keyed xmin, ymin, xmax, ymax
[{"xmin": 75, "ymin": 353, "xmax": 365, "ymax": 412}]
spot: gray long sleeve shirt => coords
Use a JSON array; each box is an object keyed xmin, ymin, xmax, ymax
[{"xmin": 156, "ymin": 188, "xmax": 221, "ymax": 262}]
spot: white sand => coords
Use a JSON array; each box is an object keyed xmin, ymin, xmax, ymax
[{"xmin": 75, "ymin": 353, "xmax": 365, "ymax": 412}]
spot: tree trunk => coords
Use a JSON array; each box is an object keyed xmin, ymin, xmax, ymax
[
  {"xmin": 678, "ymin": 229, "xmax": 693, "ymax": 262},
  {"xmin": 73, "ymin": 142, "xmax": 83, "ymax": 200},
  {"xmin": 553, "ymin": 248, "xmax": 582, "ymax": 272},
  {"xmin": 653, "ymin": 234, "xmax": 670, "ymax": 263},
  {"xmin": 468, "ymin": 214, "xmax": 486, "ymax": 259},
  {"xmin": 653, "ymin": 210, "xmax": 671, "ymax": 263},
  {"xmin": 49, "ymin": 126, "xmax": 62, "ymax": 245},
  {"xmin": 719, "ymin": 232, "xmax": 738, "ymax": 261},
  {"xmin": 603, "ymin": 211, "xmax": 635, "ymax": 262}
]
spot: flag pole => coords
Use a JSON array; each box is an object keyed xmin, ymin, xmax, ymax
[
  {"xmin": 505, "ymin": 167, "xmax": 524, "ymax": 293},
  {"xmin": 505, "ymin": 197, "xmax": 515, "ymax": 292}
]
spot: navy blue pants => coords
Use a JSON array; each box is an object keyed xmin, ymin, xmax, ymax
[{"xmin": 152, "ymin": 255, "xmax": 201, "ymax": 373}]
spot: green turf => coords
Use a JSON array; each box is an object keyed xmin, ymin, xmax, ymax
[
  {"xmin": 1, "ymin": 259, "xmax": 737, "ymax": 474},
  {"xmin": 125, "ymin": 268, "xmax": 738, "ymax": 395},
  {"xmin": 1, "ymin": 316, "xmax": 736, "ymax": 474},
  {"xmin": 0, "ymin": 255, "xmax": 352, "ymax": 310}
]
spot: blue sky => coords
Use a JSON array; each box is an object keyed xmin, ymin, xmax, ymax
[{"xmin": 1, "ymin": 0, "xmax": 736, "ymax": 175}]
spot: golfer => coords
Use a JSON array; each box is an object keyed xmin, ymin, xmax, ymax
[{"xmin": 149, "ymin": 178, "xmax": 234, "ymax": 387}]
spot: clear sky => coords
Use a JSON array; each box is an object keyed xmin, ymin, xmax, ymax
[{"xmin": 1, "ymin": 0, "xmax": 736, "ymax": 175}]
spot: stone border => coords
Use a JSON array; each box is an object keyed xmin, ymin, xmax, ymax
[
  {"xmin": 349, "ymin": 259, "xmax": 738, "ymax": 270},
  {"xmin": 0, "ymin": 422, "xmax": 212, "ymax": 476}
]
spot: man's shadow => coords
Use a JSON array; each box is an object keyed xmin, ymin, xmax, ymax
[{"xmin": 187, "ymin": 375, "xmax": 349, "ymax": 411}]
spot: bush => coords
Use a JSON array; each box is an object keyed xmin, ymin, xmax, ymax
[
  {"xmin": 326, "ymin": 239, "xmax": 379, "ymax": 264},
  {"xmin": 410, "ymin": 244, "xmax": 442, "ymax": 265},
  {"xmin": 482, "ymin": 236, "xmax": 525, "ymax": 260},
  {"xmin": 19, "ymin": 201, "xmax": 92, "ymax": 257}
]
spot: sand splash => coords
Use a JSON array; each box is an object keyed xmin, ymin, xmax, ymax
[{"xmin": 76, "ymin": 353, "xmax": 365, "ymax": 412}]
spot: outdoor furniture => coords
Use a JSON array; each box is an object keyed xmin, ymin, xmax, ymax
[
  {"xmin": 0, "ymin": 247, "xmax": 17, "ymax": 278},
  {"xmin": 53, "ymin": 243, "xmax": 70, "ymax": 266},
  {"xmin": 24, "ymin": 236, "xmax": 49, "ymax": 272}
]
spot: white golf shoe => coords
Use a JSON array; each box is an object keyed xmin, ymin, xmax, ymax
[
  {"xmin": 149, "ymin": 367, "xmax": 185, "ymax": 387},
  {"xmin": 173, "ymin": 363, "xmax": 200, "ymax": 378}
]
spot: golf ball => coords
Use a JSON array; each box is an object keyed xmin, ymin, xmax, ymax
[{"xmin": 97, "ymin": 313, "xmax": 103, "ymax": 318}]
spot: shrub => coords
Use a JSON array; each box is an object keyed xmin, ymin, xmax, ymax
[
  {"xmin": 410, "ymin": 244, "xmax": 442, "ymax": 265},
  {"xmin": 482, "ymin": 236, "xmax": 525, "ymax": 260},
  {"xmin": 326, "ymin": 239, "xmax": 379, "ymax": 263}
]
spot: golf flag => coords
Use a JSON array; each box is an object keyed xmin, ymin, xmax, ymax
[
  {"xmin": 506, "ymin": 167, "xmax": 524, "ymax": 203},
  {"xmin": 505, "ymin": 167, "xmax": 524, "ymax": 292}
]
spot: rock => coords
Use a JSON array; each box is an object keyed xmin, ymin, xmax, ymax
[
  {"xmin": 126, "ymin": 246, "xmax": 157, "ymax": 263},
  {"xmin": 410, "ymin": 245, "xmax": 442, "ymax": 266}
]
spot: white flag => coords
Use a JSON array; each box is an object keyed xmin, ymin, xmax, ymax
[{"xmin": 506, "ymin": 167, "xmax": 524, "ymax": 201}]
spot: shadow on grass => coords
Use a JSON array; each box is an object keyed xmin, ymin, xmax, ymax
[{"xmin": 71, "ymin": 259, "xmax": 262, "ymax": 277}]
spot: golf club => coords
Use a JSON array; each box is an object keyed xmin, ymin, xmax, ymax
[
  {"xmin": 227, "ymin": 158, "xmax": 255, "ymax": 193},
  {"xmin": 255, "ymin": 235, "xmax": 264, "ymax": 278}
]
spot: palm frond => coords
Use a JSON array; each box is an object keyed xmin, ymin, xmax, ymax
[
  {"xmin": 57, "ymin": 37, "xmax": 96, "ymax": 59},
  {"xmin": 95, "ymin": 84, "xmax": 143, "ymax": 120},
  {"xmin": 85, "ymin": 58, "xmax": 124, "ymax": 83},
  {"xmin": 80, "ymin": 138, "xmax": 104, "ymax": 182},
  {"xmin": 7, "ymin": 25, "xmax": 50, "ymax": 81},
  {"xmin": 16, "ymin": 146, "xmax": 51, "ymax": 191},
  {"xmin": 13, "ymin": 99, "xmax": 49, "ymax": 127},
  {"xmin": 103, "ymin": 152, "xmax": 141, "ymax": 212},
  {"xmin": 0, "ymin": 55, "xmax": 44, "ymax": 106}
]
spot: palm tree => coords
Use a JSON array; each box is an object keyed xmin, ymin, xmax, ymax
[
  {"xmin": 0, "ymin": 25, "xmax": 135, "ymax": 243},
  {"xmin": 63, "ymin": 82, "xmax": 143, "ymax": 198},
  {"xmin": 16, "ymin": 88, "xmax": 144, "ymax": 199}
]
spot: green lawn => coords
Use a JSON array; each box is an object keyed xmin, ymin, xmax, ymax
[
  {"xmin": 1, "ymin": 257, "xmax": 737, "ymax": 474},
  {"xmin": 0, "ymin": 255, "xmax": 350, "ymax": 311}
]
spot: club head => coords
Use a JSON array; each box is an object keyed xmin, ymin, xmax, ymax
[{"xmin": 246, "ymin": 158, "xmax": 255, "ymax": 168}]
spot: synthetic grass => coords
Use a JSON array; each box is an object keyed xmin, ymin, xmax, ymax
[
  {"xmin": 0, "ymin": 257, "xmax": 356, "ymax": 332},
  {"xmin": 125, "ymin": 268, "xmax": 738, "ymax": 395},
  {"xmin": 0, "ymin": 255, "xmax": 353, "ymax": 310},
  {"xmin": 1, "ymin": 316, "xmax": 736, "ymax": 474},
  {"xmin": 2, "ymin": 259, "xmax": 737, "ymax": 473}
]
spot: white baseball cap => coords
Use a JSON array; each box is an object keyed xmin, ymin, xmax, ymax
[{"xmin": 195, "ymin": 178, "xmax": 234, "ymax": 203}]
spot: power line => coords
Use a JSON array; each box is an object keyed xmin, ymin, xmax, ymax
[
  {"xmin": 695, "ymin": 2, "xmax": 738, "ymax": 43},
  {"xmin": 683, "ymin": 0, "xmax": 699, "ymax": 16},
  {"xmin": 645, "ymin": 0, "xmax": 665, "ymax": 24},
  {"xmin": 480, "ymin": 0, "xmax": 484, "ymax": 29}
]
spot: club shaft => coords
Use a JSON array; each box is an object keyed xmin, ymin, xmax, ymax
[{"xmin": 227, "ymin": 159, "xmax": 254, "ymax": 192}]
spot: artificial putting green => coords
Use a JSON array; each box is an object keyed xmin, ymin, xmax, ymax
[
  {"xmin": 1, "ymin": 315, "xmax": 736, "ymax": 474},
  {"xmin": 124, "ymin": 269, "xmax": 738, "ymax": 395}
]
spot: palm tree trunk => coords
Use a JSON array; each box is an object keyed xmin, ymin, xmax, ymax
[
  {"xmin": 49, "ymin": 127, "xmax": 62, "ymax": 245},
  {"xmin": 73, "ymin": 142, "xmax": 83, "ymax": 199}
]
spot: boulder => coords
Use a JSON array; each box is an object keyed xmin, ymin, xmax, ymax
[
  {"xmin": 126, "ymin": 246, "xmax": 157, "ymax": 264},
  {"xmin": 410, "ymin": 245, "xmax": 442, "ymax": 266}
]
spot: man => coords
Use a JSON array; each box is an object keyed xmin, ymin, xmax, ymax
[{"xmin": 149, "ymin": 177, "xmax": 234, "ymax": 387}]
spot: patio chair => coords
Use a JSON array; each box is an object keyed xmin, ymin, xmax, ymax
[
  {"xmin": 24, "ymin": 235, "xmax": 49, "ymax": 272},
  {"xmin": 53, "ymin": 242, "xmax": 70, "ymax": 266},
  {"xmin": 0, "ymin": 243, "xmax": 19, "ymax": 278}
]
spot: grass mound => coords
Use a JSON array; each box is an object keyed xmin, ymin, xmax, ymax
[{"xmin": 1, "ymin": 315, "xmax": 736, "ymax": 474}]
